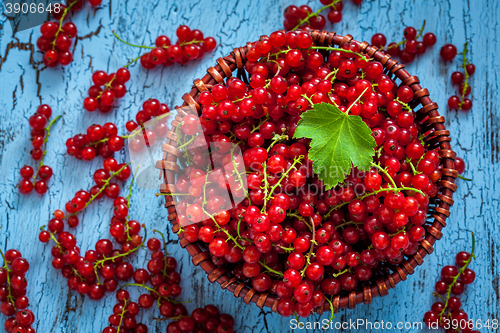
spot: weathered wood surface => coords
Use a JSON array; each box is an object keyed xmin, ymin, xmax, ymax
[{"xmin": 0, "ymin": 0, "xmax": 499, "ymax": 332}]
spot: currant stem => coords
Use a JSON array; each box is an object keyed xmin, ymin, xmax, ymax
[
  {"xmin": 204, "ymin": 208, "xmax": 246, "ymax": 250},
  {"xmin": 179, "ymin": 39, "xmax": 203, "ymax": 47},
  {"xmin": 32, "ymin": 115, "xmax": 61, "ymax": 183},
  {"xmin": 309, "ymin": 46, "xmax": 370, "ymax": 62},
  {"xmin": 301, "ymin": 94, "xmax": 314, "ymax": 107},
  {"xmin": 334, "ymin": 220, "xmax": 363, "ymax": 230},
  {"xmin": 0, "ymin": 249, "xmax": 16, "ymax": 309},
  {"xmin": 459, "ymin": 42, "xmax": 470, "ymax": 104},
  {"xmin": 259, "ymin": 260, "xmax": 284, "ymax": 277},
  {"xmin": 250, "ymin": 115, "xmax": 271, "ymax": 133},
  {"xmin": 260, "ymin": 162, "xmax": 269, "ymax": 213},
  {"xmin": 123, "ymin": 55, "xmax": 143, "ymax": 68},
  {"xmin": 300, "ymin": 217, "xmax": 316, "ymax": 278},
  {"xmin": 177, "ymin": 135, "xmax": 196, "ymax": 150},
  {"xmin": 404, "ymin": 158, "xmax": 420, "ymax": 176},
  {"xmin": 347, "ymin": 87, "xmax": 369, "ymax": 114},
  {"xmin": 292, "ymin": 0, "xmax": 342, "ymax": 31},
  {"xmin": 112, "ymin": 30, "xmax": 155, "ymax": 50},
  {"xmin": 438, "ymin": 232, "xmax": 476, "ymax": 319},
  {"xmin": 321, "ymin": 296, "xmax": 335, "ymax": 329},
  {"xmin": 93, "ymin": 225, "xmax": 147, "ymax": 283},
  {"xmin": 120, "ymin": 283, "xmax": 158, "ymax": 295},
  {"xmin": 123, "ymin": 166, "xmax": 140, "ymax": 240},
  {"xmin": 370, "ymin": 162, "xmax": 398, "ymax": 190},
  {"xmin": 395, "ymin": 97, "xmax": 413, "ymax": 112},
  {"xmin": 332, "ymin": 267, "xmax": 350, "ymax": 278},
  {"xmin": 324, "ymin": 68, "xmax": 339, "ymax": 83},
  {"xmin": 230, "ymin": 142, "xmax": 247, "ymax": 194},
  {"xmin": 458, "ymin": 174, "xmax": 472, "ymax": 181},
  {"xmin": 152, "ymin": 229, "xmax": 171, "ymax": 277},
  {"xmin": 264, "ymin": 155, "xmax": 304, "ymax": 206},
  {"xmin": 69, "ymin": 163, "xmax": 131, "ymax": 218},
  {"xmin": 415, "ymin": 20, "xmax": 427, "ymax": 40},
  {"xmin": 87, "ymin": 134, "xmax": 130, "ymax": 147},
  {"xmin": 51, "ymin": 1, "xmax": 78, "ymax": 50},
  {"xmin": 116, "ymin": 298, "xmax": 128, "ymax": 333}
]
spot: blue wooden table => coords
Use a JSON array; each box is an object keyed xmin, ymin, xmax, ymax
[{"xmin": 0, "ymin": 0, "xmax": 499, "ymax": 332}]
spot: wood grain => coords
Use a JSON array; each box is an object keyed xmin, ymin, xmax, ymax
[{"xmin": 0, "ymin": 0, "xmax": 498, "ymax": 332}]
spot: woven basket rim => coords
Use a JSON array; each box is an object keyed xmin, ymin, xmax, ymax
[{"xmin": 158, "ymin": 29, "xmax": 457, "ymax": 314}]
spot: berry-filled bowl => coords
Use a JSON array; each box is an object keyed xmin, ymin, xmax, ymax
[{"xmin": 156, "ymin": 29, "xmax": 458, "ymax": 317}]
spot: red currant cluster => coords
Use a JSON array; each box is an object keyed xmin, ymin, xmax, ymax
[
  {"xmin": 423, "ymin": 234, "xmax": 478, "ymax": 333},
  {"xmin": 64, "ymin": 158, "xmax": 131, "ymax": 218},
  {"xmin": 0, "ymin": 249, "xmax": 35, "ymax": 333},
  {"xmin": 83, "ymin": 68, "xmax": 131, "ymax": 113},
  {"xmin": 283, "ymin": 0, "xmax": 363, "ymax": 32},
  {"xmin": 447, "ymin": 44, "xmax": 474, "ymax": 111},
  {"xmin": 38, "ymin": 162, "xmax": 138, "ymax": 301},
  {"xmin": 113, "ymin": 25, "xmax": 217, "ymax": 70},
  {"xmin": 37, "ymin": 0, "xmax": 99, "ymax": 67},
  {"xmin": 372, "ymin": 22, "xmax": 437, "ymax": 63},
  {"xmin": 122, "ymin": 100, "xmax": 171, "ymax": 154},
  {"xmin": 167, "ymin": 30, "xmax": 442, "ymax": 319},
  {"xmin": 125, "ymin": 98, "xmax": 170, "ymax": 133},
  {"xmin": 19, "ymin": 105, "xmax": 60, "ymax": 195},
  {"xmin": 66, "ymin": 123, "xmax": 126, "ymax": 161},
  {"xmin": 102, "ymin": 232, "xmax": 235, "ymax": 333}
]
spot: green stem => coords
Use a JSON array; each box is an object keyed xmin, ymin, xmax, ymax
[
  {"xmin": 406, "ymin": 159, "xmax": 421, "ymax": 175},
  {"xmin": 0, "ymin": 249, "xmax": 16, "ymax": 309},
  {"xmin": 123, "ymin": 55, "xmax": 143, "ymax": 68},
  {"xmin": 310, "ymin": 46, "xmax": 369, "ymax": 62},
  {"xmin": 203, "ymin": 208, "xmax": 245, "ymax": 250},
  {"xmin": 177, "ymin": 135, "xmax": 196, "ymax": 150},
  {"xmin": 112, "ymin": 30, "xmax": 155, "ymax": 50},
  {"xmin": 334, "ymin": 220, "xmax": 363, "ymax": 229},
  {"xmin": 370, "ymin": 162, "xmax": 398, "ymax": 189},
  {"xmin": 123, "ymin": 166, "xmax": 140, "ymax": 240},
  {"xmin": 250, "ymin": 115, "xmax": 271, "ymax": 133},
  {"xmin": 94, "ymin": 226, "xmax": 147, "ymax": 284},
  {"xmin": 321, "ymin": 297, "xmax": 335, "ymax": 329},
  {"xmin": 259, "ymin": 260, "xmax": 284, "ymax": 277},
  {"xmin": 300, "ymin": 217, "xmax": 316, "ymax": 278},
  {"xmin": 179, "ymin": 40, "xmax": 203, "ymax": 47},
  {"xmin": 260, "ymin": 162, "xmax": 269, "ymax": 213},
  {"xmin": 346, "ymin": 87, "xmax": 369, "ymax": 114},
  {"xmin": 121, "ymin": 283, "xmax": 158, "ymax": 295},
  {"xmin": 301, "ymin": 94, "xmax": 314, "ymax": 107},
  {"xmin": 332, "ymin": 268, "xmax": 350, "ymax": 278},
  {"xmin": 116, "ymin": 299, "xmax": 128, "ymax": 333},
  {"xmin": 415, "ymin": 20, "xmax": 427, "ymax": 40},
  {"xmin": 292, "ymin": 0, "xmax": 342, "ymax": 30},
  {"xmin": 458, "ymin": 174, "xmax": 472, "ymax": 181},
  {"xmin": 230, "ymin": 142, "xmax": 247, "ymax": 195},
  {"xmin": 459, "ymin": 42, "xmax": 470, "ymax": 104},
  {"xmin": 87, "ymin": 134, "xmax": 130, "ymax": 147},
  {"xmin": 69, "ymin": 163, "xmax": 130, "ymax": 218},
  {"xmin": 264, "ymin": 155, "xmax": 304, "ymax": 204},
  {"xmin": 325, "ymin": 68, "xmax": 339, "ymax": 83},
  {"xmin": 32, "ymin": 115, "xmax": 61, "ymax": 183},
  {"xmin": 153, "ymin": 230, "xmax": 171, "ymax": 278},
  {"xmin": 395, "ymin": 97, "xmax": 413, "ymax": 112},
  {"xmin": 438, "ymin": 232, "xmax": 476, "ymax": 319},
  {"xmin": 51, "ymin": 1, "xmax": 78, "ymax": 50}
]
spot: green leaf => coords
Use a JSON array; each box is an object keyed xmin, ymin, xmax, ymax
[{"xmin": 293, "ymin": 102, "xmax": 376, "ymax": 190}]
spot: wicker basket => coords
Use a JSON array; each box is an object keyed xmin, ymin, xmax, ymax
[{"xmin": 156, "ymin": 30, "xmax": 458, "ymax": 313}]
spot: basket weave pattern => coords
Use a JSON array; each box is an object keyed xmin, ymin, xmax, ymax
[{"xmin": 157, "ymin": 30, "xmax": 458, "ymax": 313}]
